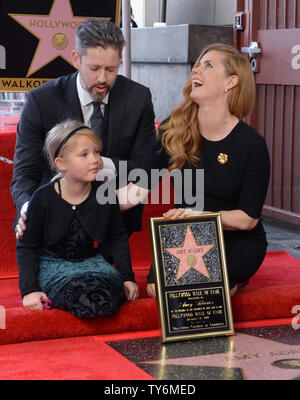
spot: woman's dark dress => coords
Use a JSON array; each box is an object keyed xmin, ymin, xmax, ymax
[{"xmin": 145, "ymin": 120, "xmax": 270, "ymax": 289}]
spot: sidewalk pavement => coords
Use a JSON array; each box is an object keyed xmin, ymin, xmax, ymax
[{"xmin": 263, "ymin": 215, "xmax": 300, "ymax": 260}]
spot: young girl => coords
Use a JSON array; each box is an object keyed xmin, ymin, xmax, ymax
[{"xmin": 17, "ymin": 119, "xmax": 139, "ymax": 317}]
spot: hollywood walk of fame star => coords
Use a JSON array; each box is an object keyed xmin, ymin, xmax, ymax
[
  {"xmin": 8, "ymin": 0, "xmax": 88, "ymax": 77},
  {"xmin": 143, "ymin": 332, "xmax": 300, "ymax": 380},
  {"xmin": 165, "ymin": 224, "xmax": 214, "ymax": 281}
]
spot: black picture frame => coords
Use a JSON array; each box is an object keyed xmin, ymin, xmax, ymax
[{"xmin": 149, "ymin": 212, "xmax": 234, "ymax": 343}]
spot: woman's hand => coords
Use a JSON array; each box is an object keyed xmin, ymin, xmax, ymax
[
  {"xmin": 123, "ymin": 281, "xmax": 139, "ymax": 301},
  {"xmin": 162, "ymin": 208, "xmax": 207, "ymax": 220},
  {"xmin": 22, "ymin": 291, "xmax": 48, "ymax": 311},
  {"xmin": 162, "ymin": 208, "xmax": 194, "ymax": 219}
]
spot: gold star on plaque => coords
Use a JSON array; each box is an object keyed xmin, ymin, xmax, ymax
[{"xmin": 165, "ymin": 225, "xmax": 214, "ymax": 281}]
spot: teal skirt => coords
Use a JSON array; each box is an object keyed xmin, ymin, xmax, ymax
[{"xmin": 38, "ymin": 253, "xmax": 125, "ymax": 318}]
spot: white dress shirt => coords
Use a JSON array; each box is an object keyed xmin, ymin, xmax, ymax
[{"xmin": 76, "ymin": 73, "xmax": 116, "ymax": 181}]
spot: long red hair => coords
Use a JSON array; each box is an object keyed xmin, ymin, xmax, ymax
[{"xmin": 160, "ymin": 43, "xmax": 256, "ymax": 169}]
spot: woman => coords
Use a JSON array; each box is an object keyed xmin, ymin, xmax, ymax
[{"xmin": 119, "ymin": 43, "xmax": 270, "ymax": 297}]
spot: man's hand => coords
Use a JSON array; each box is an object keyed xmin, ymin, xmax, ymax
[
  {"xmin": 15, "ymin": 201, "xmax": 29, "ymax": 239},
  {"xmin": 123, "ymin": 281, "xmax": 139, "ymax": 301},
  {"xmin": 22, "ymin": 291, "xmax": 49, "ymax": 311},
  {"xmin": 117, "ymin": 183, "xmax": 150, "ymax": 212}
]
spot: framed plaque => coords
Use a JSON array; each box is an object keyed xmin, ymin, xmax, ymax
[{"xmin": 149, "ymin": 213, "xmax": 234, "ymax": 343}]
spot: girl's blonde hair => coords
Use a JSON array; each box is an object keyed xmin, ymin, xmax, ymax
[
  {"xmin": 160, "ymin": 43, "xmax": 256, "ymax": 169},
  {"xmin": 44, "ymin": 119, "xmax": 102, "ymax": 173}
]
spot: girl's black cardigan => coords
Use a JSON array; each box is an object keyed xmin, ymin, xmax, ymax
[{"xmin": 17, "ymin": 180, "xmax": 135, "ymax": 297}]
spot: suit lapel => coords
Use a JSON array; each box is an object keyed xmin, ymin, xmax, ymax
[{"xmin": 64, "ymin": 72, "xmax": 84, "ymax": 122}]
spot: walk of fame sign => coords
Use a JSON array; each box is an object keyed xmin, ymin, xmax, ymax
[
  {"xmin": 149, "ymin": 213, "xmax": 234, "ymax": 343},
  {"xmin": 0, "ymin": 0, "xmax": 120, "ymax": 92}
]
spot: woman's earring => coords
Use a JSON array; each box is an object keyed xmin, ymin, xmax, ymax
[{"xmin": 225, "ymin": 88, "xmax": 228, "ymax": 93}]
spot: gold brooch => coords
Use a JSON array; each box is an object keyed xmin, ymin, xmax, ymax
[{"xmin": 217, "ymin": 153, "xmax": 228, "ymax": 164}]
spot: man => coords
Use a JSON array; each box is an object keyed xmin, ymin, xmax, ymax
[{"xmin": 11, "ymin": 18, "xmax": 155, "ymax": 236}]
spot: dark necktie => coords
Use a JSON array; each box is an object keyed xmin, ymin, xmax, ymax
[
  {"xmin": 90, "ymin": 101, "xmax": 107, "ymax": 153},
  {"xmin": 90, "ymin": 101, "xmax": 104, "ymax": 138}
]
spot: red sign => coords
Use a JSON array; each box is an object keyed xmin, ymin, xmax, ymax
[{"xmin": 256, "ymin": 29, "xmax": 300, "ymax": 85}]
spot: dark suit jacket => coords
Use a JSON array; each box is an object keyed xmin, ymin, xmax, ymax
[{"xmin": 11, "ymin": 72, "xmax": 156, "ymax": 233}]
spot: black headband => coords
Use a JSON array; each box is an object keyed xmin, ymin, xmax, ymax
[{"xmin": 54, "ymin": 125, "xmax": 92, "ymax": 159}]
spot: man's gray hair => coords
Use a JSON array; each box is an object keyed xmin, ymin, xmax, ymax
[{"xmin": 76, "ymin": 18, "xmax": 125, "ymax": 56}]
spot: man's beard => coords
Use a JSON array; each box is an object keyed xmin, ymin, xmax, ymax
[
  {"xmin": 89, "ymin": 83, "xmax": 110, "ymax": 101},
  {"xmin": 81, "ymin": 77, "xmax": 110, "ymax": 101}
]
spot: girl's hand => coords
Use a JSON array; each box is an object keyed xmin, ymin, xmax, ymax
[
  {"xmin": 123, "ymin": 281, "xmax": 139, "ymax": 301},
  {"xmin": 22, "ymin": 291, "xmax": 48, "ymax": 311},
  {"xmin": 147, "ymin": 283, "xmax": 156, "ymax": 298}
]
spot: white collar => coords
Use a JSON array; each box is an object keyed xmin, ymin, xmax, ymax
[{"xmin": 76, "ymin": 73, "xmax": 109, "ymax": 106}]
